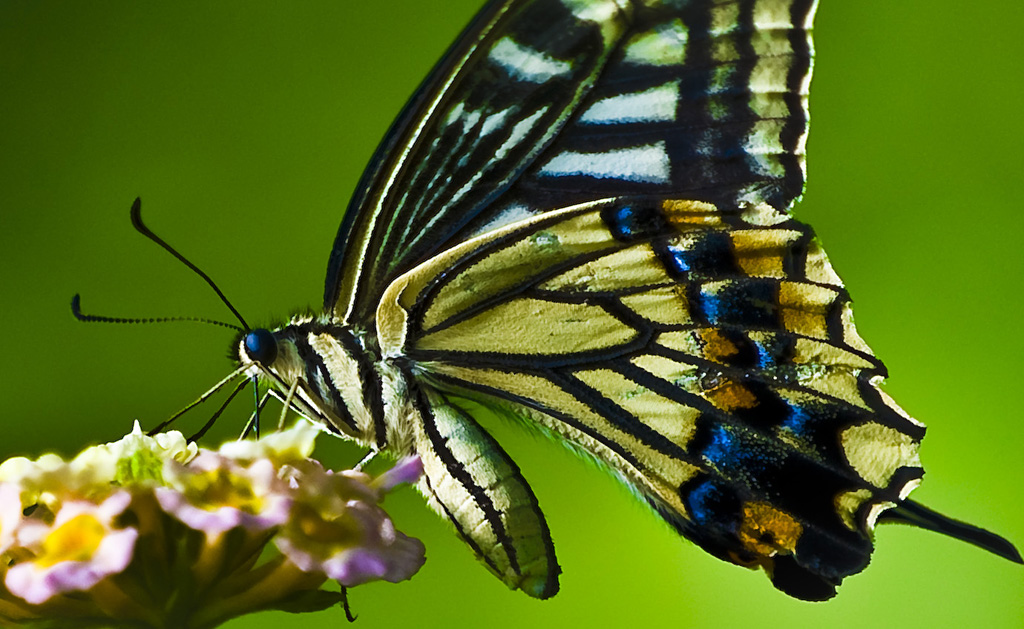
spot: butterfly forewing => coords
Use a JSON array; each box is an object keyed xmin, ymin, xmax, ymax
[
  {"xmin": 326, "ymin": 0, "xmax": 816, "ymax": 325},
  {"xmin": 491, "ymin": 0, "xmax": 817, "ymax": 223},
  {"xmin": 326, "ymin": 0, "xmax": 630, "ymax": 323}
]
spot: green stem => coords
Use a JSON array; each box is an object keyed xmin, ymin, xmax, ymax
[{"xmin": 189, "ymin": 559, "xmax": 325, "ymax": 629}]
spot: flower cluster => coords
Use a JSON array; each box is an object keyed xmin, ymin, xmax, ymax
[{"xmin": 0, "ymin": 422, "xmax": 425, "ymax": 628}]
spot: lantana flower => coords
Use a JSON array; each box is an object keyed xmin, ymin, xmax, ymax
[
  {"xmin": 6, "ymin": 492, "xmax": 138, "ymax": 605},
  {"xmin": 155, "ymin": 453, "xmax": 293, "ymax": 539},
  {"xmin": 0, "ymin": 421, "xmax": 425, "ymax": 627},
  {"xmin": 275, "ymin": 459, "xmax": 426, "ymax": 586}
]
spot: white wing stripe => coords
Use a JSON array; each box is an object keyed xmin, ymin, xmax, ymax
[
  {"xmin": 538, "ymin": 142, "xmax": 671, "ymax": 183},
  {"xmin": 578, "ymin": 81, "xmax": 680, "ymax": 125},
  {"xmin": 488, "ymin": 37, "xmax": 573, "ymax": 83}
]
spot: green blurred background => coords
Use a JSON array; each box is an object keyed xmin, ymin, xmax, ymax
[{"xmin": 1, "ymin": 1, "xmax": 1022, "ymax": 627}]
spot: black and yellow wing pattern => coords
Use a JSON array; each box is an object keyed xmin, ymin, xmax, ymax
[
  {"xmin": 378, "ymin": 197, "xmax": 917, "ymax": 599},
  {"xmin": 235, "ymin": 0, "xmax": 1021, "ymax": 602}
]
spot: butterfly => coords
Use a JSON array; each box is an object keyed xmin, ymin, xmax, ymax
[{"xmin": 219, "ymin": 0, "xmax": 1019, "ymax": 601}]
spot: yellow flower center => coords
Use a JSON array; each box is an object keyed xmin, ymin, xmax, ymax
[
  {"xmin": 293, "ymin": 503, "xmax": 359, "ymax": 546},
  {"xmin": 38, "ymin": 514, "xmax": 106, "ymax": 567},
  {"xmin": 192, "ymin": 469, "xmax": 262, "ymax": 513}
]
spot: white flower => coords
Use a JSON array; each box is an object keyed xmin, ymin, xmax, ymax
[{"xmin": 217, "ymin": 419, "xmax": 320, "ymax": 464}]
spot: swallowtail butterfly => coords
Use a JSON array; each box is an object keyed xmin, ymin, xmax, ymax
[{"xmin": 209, "ymin": 0, "xmax": 1018, "ymax": 601}]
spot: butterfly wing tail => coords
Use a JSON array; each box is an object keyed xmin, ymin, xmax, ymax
[
  {"xmin": 409, "ymin": 385, "xmax": 561, "ymax": 598},
  {"xmin": 880, "ymin": 500, "xmax": 1022, "ymax": 564}
]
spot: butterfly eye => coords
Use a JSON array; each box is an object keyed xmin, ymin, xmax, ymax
[{"xmin": 243, "ymin": 329, "xmax": 278, "ymax": 365}]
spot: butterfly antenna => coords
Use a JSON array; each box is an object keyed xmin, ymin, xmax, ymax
[
  {"xmin": 128, "ymin": 197, "xmax": 250, "ymax": 330},
  {"xmin": 71, "ymin": 294, "xmax": 243, "ymax": 332},
  {"xmin": 74, "ymin": 198, "xmax": 266, "ymax": 441}
]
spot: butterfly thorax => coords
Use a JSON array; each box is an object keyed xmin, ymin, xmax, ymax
[{"xmin": 238, "ymin": 315, "xmax": 411, "ymax": 453}]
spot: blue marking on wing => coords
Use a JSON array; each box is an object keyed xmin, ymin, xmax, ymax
[
  {"xmin": 702, "ymin": 425, "xmax": 778, "ymax": 480},
  {"xmin": 685, "ymin": 479, "xmax": 733, "ymax": 528},
  {"xmin": 664, "ymin": 243, "xmax": 691, "ymax": 274},
  {"xmin": 782, "ymin": 404, "xmax": 816, "ymax": 437},
  {"xmin": 601, "ymin": 203, "xmax": 668, "ymax": 242},
  {"xmin": 699, "ymin": 280, "xmax": 778, "ymax": 328}
]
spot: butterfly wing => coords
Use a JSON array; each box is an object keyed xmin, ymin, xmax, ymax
[
  {"xmin": 325, "ymin": 0, "xmax": 817, "ymax": 324},
  {"xmin": 375, "ymin": 197, "xmax": 924, "ymax": 600}
]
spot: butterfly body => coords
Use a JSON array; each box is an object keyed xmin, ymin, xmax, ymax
[{"xmin": 233, "ymin": 0, "xmax": 1019, "ymax": 603}]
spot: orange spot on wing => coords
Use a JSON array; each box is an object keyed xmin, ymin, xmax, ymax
[
  {"xmin": 699, "ymin": 329, "xmax": 739, "ymax": 363},
  {"xmin": 705, "ymin": 381, "xmax": 758, "ymax": 411},
  {"xmin": 738, "ymin": 501, "xmax": 803, "ymax": 556}
]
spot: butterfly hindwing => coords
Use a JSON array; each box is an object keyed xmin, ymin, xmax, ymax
[
  {"xmin": 327, "ymin": 0, "xmax": 817, "ymax": 324},
  {"xmin": 375, "ymin": 197, "xmax": 924, "ymax": 598}
]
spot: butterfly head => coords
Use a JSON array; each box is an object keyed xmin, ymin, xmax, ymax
[
  {"xmin": 235, "ymin": 324, "xmax": 300, "ymax": 384},
  {"xmin": 242, "ymin": 328, "xmax": 279, "ymax": 367}
]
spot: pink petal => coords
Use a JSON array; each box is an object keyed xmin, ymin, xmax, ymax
[{"xmin": 6, "ymin": 527, "xmax": 138, "ymax": 605}]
